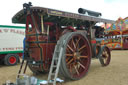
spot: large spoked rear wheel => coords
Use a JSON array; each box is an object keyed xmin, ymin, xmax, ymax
[
  {"xmin": 99, "ymin": 47, "xmax": 111, "ymax": 66},
  {"xmin": 59, "ymin": 32, "xmax": 91, "ymax": 80}
]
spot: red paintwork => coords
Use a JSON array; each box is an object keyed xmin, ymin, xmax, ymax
[
  {"xmin": 9, "ymin": 56, "xmax": 16, "ymax": 64},
  {"xmin": 18, "ymin": 53, "xmax": 23, "ymax": 57},
  {"xmin": 28, "ymin": 43, "xmax": 55, "ymax": 61},
  {"xmin": 66, "ymin": 26, "xmax": 76, "ymax": 31},
  {"xmin": 0, "ymin": 54, "xmax": 6, "ymax": 59},
  {"xmin": 25, "ymin": 14, "xmax": 57, "ymax": 71},
  {"xmin": 91, "ymin": 40, "xmax": 96, "ymax": 44},
  {"xmin": 44, "ymin": 22, "xmax": 54, "ymax": 26},
  {"xmin": 25, "ymin": 12, "xmax": 79, "ymax": 72}
]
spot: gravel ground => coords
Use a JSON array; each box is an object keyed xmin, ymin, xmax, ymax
[{"xmin": 0, "ymin": 50, "xmax": 128, "ymax": 85}]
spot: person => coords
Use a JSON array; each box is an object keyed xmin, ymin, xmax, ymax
[{"xmin": 22, "ymin": 37, "xmax": 26, "ymax": 60}]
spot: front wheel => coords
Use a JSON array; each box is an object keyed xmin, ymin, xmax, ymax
[
  {"xmin": 58, "ymin": 32, "xmax": 92, "ymax": 80},
  {"xmin": 99, "ymin": 47, "xmax": 111, "ymax": 66}
]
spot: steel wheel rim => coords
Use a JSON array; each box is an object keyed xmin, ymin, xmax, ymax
[
  {"xmin": 65, "ymin": 34, "xmax": 91, "ymax": 78},
  {"xmin": 9, "ymin": 56, "xmax": 16, "ymax": 64}
]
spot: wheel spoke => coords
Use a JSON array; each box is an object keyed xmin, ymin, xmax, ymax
[
  {"xmin": 103, "ymin": 49, "xmax": 109, "ymax": 58},
  {"xmin": 66, "ymin": 57, "xmax": 71, "ymax": 62},
  {"xmin": 67, "ymin": 58, "xmax": 74, "ymax": 65},
  {"xmin": 79, "ymin": 56, "xmax": 88, "ymax": 58},
  {"xmin": 105, "ymin": 57, "xmax": 108, "ymax": 62},
  {"xmin": 76, "ymin": 37, "xmax": 81, "ymax": 48},
  {"xmin": 102, "ymin": 51, "xmax": 105, "ymax": 55},
  {"xmin": 67, "ymin": 45, "xmax": 74, "ymax": 52},
  {"xmin": 77, "ymin": 63, "xmax": 80, "ymax": 69},
  {"xmin": 66, "ymin": 54, "xmax": 73, "ymax": 56},
  {"xmin": 103, "ymin": 58, "xmax": 107, "ymax": 64},
  {"xmin": 105, "ymin": 51, "xmax": 108, "ymax": 55},
  {"xmin": 102, "ymin": 56, "xmax": 105, "ymax": 59},
  {"xmin": 78, "ymin": 45, "xmax": 86, "ymax": 52},
  {"xmin": 105, "ymin": 54, "xmax": 109, "ymax": 58},
  {"xmin": 66, "ymin": 48, "xmax": 71, "ymax": 53},
  {"xmin": 72, "ymin": 38, "xmax": 76, "ymax": 50},
  {"xmin": 78, "ymin": 62, "xmax": 85, "ymax": 69},
  {"xmin": 74, "ymin": 65, "xmax": 80, "ymax": 75}
]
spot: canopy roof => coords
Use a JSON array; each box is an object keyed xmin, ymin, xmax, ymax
[{"xmin": 12, "ymin": 6, "xmax": 115, "ymax": 25}]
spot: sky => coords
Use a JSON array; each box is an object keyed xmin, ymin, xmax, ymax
[{"xmin": 0, "ymin": 0, "xmax": 128, "ymax": 26}]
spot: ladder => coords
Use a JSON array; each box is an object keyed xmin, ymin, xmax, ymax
[
  {"xmin": 47, "ymin": 41, "xmax": 64, "ymax": 85},
  {"xmin": 17, "ymin": 38, "xmax": 28, "ymax": 78},
  {"xmin": 17, "ymin": 59, "xmax": 28, "ymax": 78}
]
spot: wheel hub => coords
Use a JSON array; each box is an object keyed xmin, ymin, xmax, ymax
[
  {"xmin": 74, "ymin": 52, "xmax": 80, "ymax": 60},
  {"xmin": 9, "ymin": 56, "xmax": 16, "ymax": 64}
]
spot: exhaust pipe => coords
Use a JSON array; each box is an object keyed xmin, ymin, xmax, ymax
[{"xmin": 78, "ymin": 8, "xmax": 102, "ymax": 17}]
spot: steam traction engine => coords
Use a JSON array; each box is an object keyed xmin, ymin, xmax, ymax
[{"xmin": 12, "ymin": 2, "xmax": 114, "ymax": 84}]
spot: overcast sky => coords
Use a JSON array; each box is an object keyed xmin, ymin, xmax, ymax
[{"xmin": 0, "ymin": 0, "xmax": 128, "ymax": 26}]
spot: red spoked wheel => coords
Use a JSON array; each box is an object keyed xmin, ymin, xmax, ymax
[
  {"xmin": 99, "ymin": 47, "xmax": 111, "ymax": 66},
  {"xmin": 59, "ymin": 32, "xmax": 91, "ymax": 80}
]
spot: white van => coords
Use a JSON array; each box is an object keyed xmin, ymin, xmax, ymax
[{"xmin": 0, "ymin": 25, "xmax": 25, "ymax": 65}]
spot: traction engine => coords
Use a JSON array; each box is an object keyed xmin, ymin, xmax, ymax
[{"xmin": 12, "ymin": 2, "xmax": 114, "ymax": 83}]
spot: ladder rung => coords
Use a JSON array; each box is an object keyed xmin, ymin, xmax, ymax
[
  {"xmin": 54, "ymin": 58, "xmax": 58, "ymax": 60},
  {"xmin": 51, "ymin": 73, "xmax": 55, "ymax": 75},
  {"xmin": 57, "ymin": 43, "xmax": 60, "ymax": 45},
  {"xmin": 53, "ymin": 65, "xmax": 57, "ymax": 68},
  {"xmin": 55, "ymin": 51, "xmax": 60, "ymax": 53}
]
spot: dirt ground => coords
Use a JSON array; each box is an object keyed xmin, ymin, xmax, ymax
[{"xmin": 0, "ymin": 50, "xmax": 128, "ymax": 85}]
